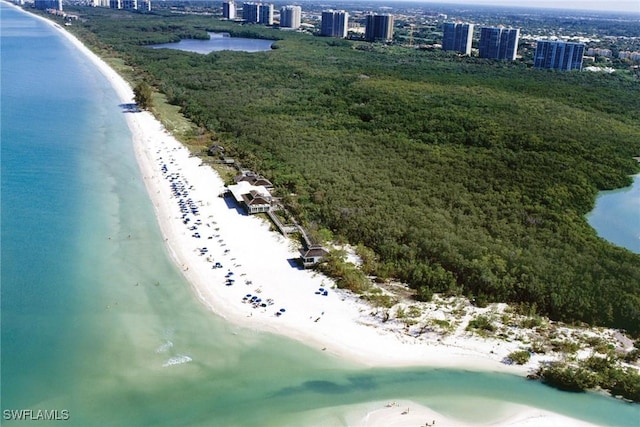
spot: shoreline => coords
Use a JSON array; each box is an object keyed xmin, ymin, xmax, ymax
[
  {"xmin": 25, "ymin": 5, "xmax": 526, "ymax": 374},
  {"xmin": 9, "ymin": 4, "xmax": 624, "ymax": 425}
]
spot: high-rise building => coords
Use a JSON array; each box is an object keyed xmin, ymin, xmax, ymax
[
  {"xmin": 442, "ymin": 23, "xmax": 474, "ymax": 55},
  {"xmin": 34, "ymin": 0, "xmax": 62, "ymax": 10},
  {"xmin": 478, "ymin": 27, "xmax": 520, "ymax": 60},
  {"xmin": 109, "ymin": 0, "xmax": 137, "ymax": 9},
  {"xmin": 534, "ymin": 40, "xmax": 585, "ymax": 71},
  {"xmin": 243, "ymin": 2, "xmax": 260, "ymax": 22},
  {"xmin": 280, "ymin": 5, "xmax": 301, "ymax": 29},
  {"xmin": 223, "ymin": 0, "xmax": 236, "ymax": 19},
  {"xmin": 364, "ymin": 13, "xmax": 394, "ymax": 42},
  {"xmin": 242, "ymin": 2, "xmax": 273, "ymax": 24},
  {"xmin": 259, "ymin": 3, "xmax": 273, "ymax": 25},
  {"xmin": 320, "ymin": 10, "xmax": 349, "ymax": 38}
]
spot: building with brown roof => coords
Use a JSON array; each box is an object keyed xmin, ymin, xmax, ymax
[
  {"xmin": 300, "ymin": 246, "xmax": 329, "ymax": 268},
  {"xmin": 227, "ymin": 181, "xmax": 272, "ymax": 214},
  {"xmin": 234, "ymin": 171, "xmax": 274, "ymax": 189}
]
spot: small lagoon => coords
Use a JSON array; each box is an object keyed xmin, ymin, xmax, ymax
[
  {"xmin": 587, "ymin": 175, "xmax": 640, "ymax": 253},
  {"xmin": 150, "ymin": 32, "xmax": 274, "ymax": 53}
]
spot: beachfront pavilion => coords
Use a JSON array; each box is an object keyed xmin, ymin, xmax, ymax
[
  {"xmin": 227, "ymin": 181, "xmax": 272, "ymax": 214},
  {"xmin": 234, "ymin": 171, "xmax": 274, "ymax": 189},
  {"xmin": 300, "ymin": 246, "xmax": 329, "ymax": 268}
]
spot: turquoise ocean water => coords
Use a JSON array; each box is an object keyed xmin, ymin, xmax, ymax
[{"xmin": 1, "ymin": 4, "xmax": 638, "ymax": 426}]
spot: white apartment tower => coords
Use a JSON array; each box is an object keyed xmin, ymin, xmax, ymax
[
  {"xmin": 223, "ymin": 0, "xmax": 236, "ymax": 19},
  {"xmin": 260, "ymin": 3, "xmax": 274, "ymax": 25},
  {"xmin": 280, "ymin": 5, "xmax": 301, "ymax": 29}
]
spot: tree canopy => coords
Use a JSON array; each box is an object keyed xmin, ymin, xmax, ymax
[{"xmin": 133, "ymin": 81, "xmax": 153, "ymax": 110}]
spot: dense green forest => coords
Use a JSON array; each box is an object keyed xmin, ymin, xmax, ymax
[{"xmin": 62, "ymin": 8, "xmax": 640, "ymax": 334}]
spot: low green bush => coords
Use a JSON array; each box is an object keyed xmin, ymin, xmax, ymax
[{"xmin": 508, "ymin": 350, "xmax": 531, "ymax": 365}]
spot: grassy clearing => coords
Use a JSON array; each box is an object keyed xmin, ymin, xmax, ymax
[
  {"xmin": 151, "ymin": 92, "xmax": 195, "ymax": 140},
  {"xmin": 104, "ymin": 56, "xmax": 133, "ymax": 77}
]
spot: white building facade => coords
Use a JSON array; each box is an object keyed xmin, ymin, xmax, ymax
[{"xmin": 280, "ymin": 5, "xmax": 301, "ymax": 29}]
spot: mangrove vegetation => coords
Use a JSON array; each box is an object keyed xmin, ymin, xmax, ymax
[{"xmin": 60, "ymin": 7, "xmax": 640, "ymax": 335}]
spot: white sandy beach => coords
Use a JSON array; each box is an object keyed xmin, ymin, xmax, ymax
[{"xmin": 20, "ymin": 6, "xmax": 606, "ymax": 425}]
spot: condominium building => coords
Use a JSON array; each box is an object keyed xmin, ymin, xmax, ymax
[
  {"xmin": 259, "ymin": 3, "xmax": 273, "ymax": 25},
  {"xmin": 280, "ymin": 5, "xmax": 301, "ymax": 29},
  {"xmin": 534, "ymin": 40, "xmax": 585, "ymax": 71},
  {"xmin": 586, "ymin": 47, "xmax": 612, "ymax": 57},
  {"xmin": 34, "ymin": 0, "xmax": 62, "ymax": 9},
  {"xmin": 242, "ymin": 2, "xmax": 273, "ymax": 24},
  {"xmin": 364, "ymin": 13, "xmax": 394, "ymax": 42},
  {"xmin": 243, "ymin": 2, "xmax": 259, "ymax": 22},
  {"xmin": 320, "ymin": 10, "xmax": 349, "ymax": 38},
  {"xmin": 478, "ymin": 27, "xmax": 520, "ymax": 60},
  {"xmin": 223, "ymin": 0, "xmax": 236, "ymax": 19},
  {"xmin": 442, "ymin": 23, "xmax": 474, "ymax": 55},
  {"xmin": 618, "ymin": 51, "xmax": 640, "ymax": 61},
  {"xmin": 109, "ymin": 0, "xmax": 137, "ymax": 9}
]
